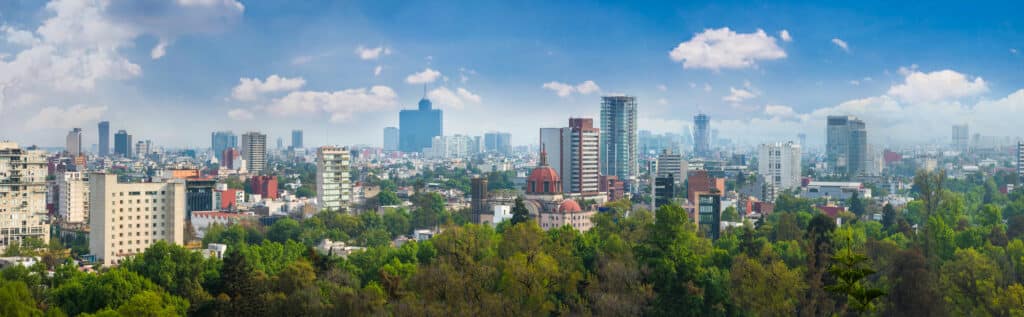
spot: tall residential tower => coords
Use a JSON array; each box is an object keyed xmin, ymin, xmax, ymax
[{"xmin": 600, "ymin": 96, "xmax": 638, "ymax": 192}]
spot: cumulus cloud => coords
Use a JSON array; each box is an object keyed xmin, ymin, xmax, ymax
[
  {"xmin": 657, "ymin": 84, "xmax": 668, "ymax": 92},
  {"xmin": 231, "ymin": 75, "xmax": 306, "ymax": 101},
  {"xmin": 669, "ymin": 27, "xmax": 786, "ymax": 70},
  {"xmin": 886, "ymin": 69, "xmax": 988, "ymax": 103},
  {"xmin": 406, "ymin": 68, "xmax": 442, "ymax": 84},
  {"xmin": 426, "ymin": 87, "xmax": 482, "ymax": 110},
  {"xmin": 266, "ymin": 86, "xmax": 398, "ymax": 122},
  {"xmin": 374, "ymin": 65, "xmax": 383, "ymax": 76},
  {"xmin": 227, "ymin": 108, "xmax": 254, "ymax": 120},
  {"xmin": 355, "ymin": 45, "xmax": 391, "ymax": 60},
  {"xmin": 779, "ymin": 30, "xmax": 792, "ymax": 42},
  {"xmin": 723, "ymin": 87, "xmax": 757, "ymax": 104},
  {"xmin": 832, "ymin": 38, "xmax": 849, "ymax": 52},
  {"xmin": 25, "ymin": 104, "xmax": 107, "ymax": 130},
  {"xmin": 542, "ymin": 80, "xmax": 601, "ymax": 97}
]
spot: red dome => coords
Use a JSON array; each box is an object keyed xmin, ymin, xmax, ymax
[
  {"xmin": 558, "ymin": 199, "xmax": 582, "ymax": 213},
  {"xmin": 527, "ymin": 166, "xmax": 561, "ymax": 194}
]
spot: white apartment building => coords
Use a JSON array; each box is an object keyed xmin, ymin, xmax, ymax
[
  {"xmin": 317, "ymin": 146, "xmax": 351, "ymax": 212},
  {"xmin": 758, "ymin": 142, "xmax": 802, "ymax": 201},
  {"xmin": 0, "ymin": 142, "xmax": 50, "ymax": 251},
  {"xmin": 89, "ymin": 173, "xmax": 186, "ymax": 266},
  {"xmin": 539, "ymin": 118, "xmax": 602, "ymax": 195},
  {"xmin": 241, "ymin": 132, "xmax": 267, "ymax": 173},
  {"xmin": 657, "ymin": 148, "xmax": 687, "ymax": 186},
  {"xmin": 58, "ymin": 172, "xmax": 89, "ymax": 224}
]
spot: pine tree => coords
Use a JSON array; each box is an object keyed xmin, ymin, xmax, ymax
[{"xmin": 511, "ymin": 197, "xmax": 530, "ymax": 225}]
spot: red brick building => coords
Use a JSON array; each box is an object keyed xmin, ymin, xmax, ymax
[
  {"xmin": 687, "ymin": 170, "xmax": 725, "ymax": 204},
  {"xmin": 249, "ymin": 175, "xmax": 278, "ymax": 199}
]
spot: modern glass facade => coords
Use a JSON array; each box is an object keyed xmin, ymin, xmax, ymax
[
  {"xmin": 600, "ymin": 96, "xmax": 638, "ymax": 192},
  {"xmin": 399, "ymin": 98, "xmax": 443, "ymax": 153}
]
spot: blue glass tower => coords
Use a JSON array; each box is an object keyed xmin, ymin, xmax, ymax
[{"xmin": 399, "ymin": 98, "xmax": 443, "ymax": 153}]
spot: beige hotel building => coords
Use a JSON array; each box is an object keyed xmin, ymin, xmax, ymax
[{"xmin": 89, "ymin": 173, "xmax": 185, "ymax": 266}]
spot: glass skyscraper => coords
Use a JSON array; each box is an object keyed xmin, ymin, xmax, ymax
[
  {"xmin": 211, "ymin": 131, "xmax": 237, "ymax": 156},
  {"xmin": 693, "ymin": 113, "xmax": 710, "ymax": 158},
  {"xmin": 600, "ymin": 95, "xmax": 638, "ymax": 192},
  {"xmin": 399, "ymin": 98, "xmax": 443, "ymax": 153},
  {"xmin": 291, "ymin": 129, "xmax": 303, "ymax": 149},
  {"xmin": 98, "ymin": 121, "xmax": 109, "ymax": 157},
  {"xmin": 826, "ymin": 115, "xmax": 867, "ymax": 178}
]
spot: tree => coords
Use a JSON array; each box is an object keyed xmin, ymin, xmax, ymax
[
  {"xmin": 881, "ymin": 204, "xmax": 897, "ymax": 233},
  {"xmin": 267, "ymin": 218, "xmax": 302, "ymax": 243},
  {"xmin": 510, "ymin": 197, "xmax": 530, "ymax": 225},
  {"xmin": 378, "ymin": 190, "xmax": 401, "ymax": 206},
  {"xmin": 721, "ymin": 206, "xmax": 740, "ymax": 222},
  {"xmin": 383, "ymin": 208, "xmax": 412, "ymax": 238},
  {"xmin": 825, "ymin": 248, "xmax": 886, "ymax": 313},
  {"xmin": 0, "ymin": 280, "xmax": 43, "ymax": 317},
  {"xmin": 884, "ymin": 248, "xmax": 947, "ymax": 316},
  {"xmin": 848, "ymin": 192, "xmax": 866, "ymax": 217},
  {"xmin": 411, "ymin": 193, "xmax": 446, "ymax": 229},
  {"xmin": 940, "ymin": 248, "xmax": 1003, "ymax": 316},
  {"xmin": 729, "ymin": 255, "xmax": 806, "ymax": 316}
]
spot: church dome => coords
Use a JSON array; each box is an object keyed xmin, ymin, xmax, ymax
[
  {"xmin": 558, "ymin": 199, "xmax": 582, "ymax": 213},
  {"xmin": 526, "ymin": 147, "xmax": 561, "ymax": 195}
]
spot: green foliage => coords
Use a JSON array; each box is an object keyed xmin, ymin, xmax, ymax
[
  {"xmin": 510, "ymin": 196, "xmax": 530, "ymax": 225},
  {"xmin": 825, "ymin": 248, "xmax": 886, "ymax": 312}
]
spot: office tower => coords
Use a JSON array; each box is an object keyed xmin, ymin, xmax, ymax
[
  {"xmin": 826, "ymin": 115, "xmax": 868, "ymax": 177},
  {"xmin": 58, "ymin": 171, "xmax": 90, "ymax": 224},
  {"xmin": 98, "ymin": 121, "xmax": 110, "ymax": 156},
  {"xmin": 66, "ymin": 128, "xmax": 83, "ymax": 156},
  {"xmin": 249, "ymin": 175, "xmax": 278, "ymax": 199},
  {"xmin": 600, "ymin": 96, "xmax": 638, "ymax": 192},
  {"xmin": 88, "ymin": 173, "xmax": 185, "ymax": 266},
  {"xmin": 693, "ymin": 113, "xmax": 711, "ymax": 158},
  {"xmin": 185, "ymin": 179, "xmax": 216, "ymax": 220},
  {"xmin": 758, "ymin": 142, "xmax": 802, "ymax": 201},
  {"xmin": 211, "ymin": 131, "xmax": 237, "ymax": 156},
  {"xmin": 0, "ymin": 142, "xmax": 50, "ymax": 250},
  {"xmin": 221, "ymin": 148, "xmax": 240, "ymax": 170},
  {"xmin": 114, "ymin": 130, "xmax": 132, "ymax": 158},
  {"xmin": 317, "ymin": 146, "xmax": 352, "ymax": 212},
  {"xmin": 952, "ymin": 124, "xmax": 969, "ymax": 151},
  {"xmin": 484, "ymin": 132, "xmax": 512, "ymax": 154},
  {"xmin": 291, "ymin": 129, "xmax": 303, "ymax": 149},
  {"xmin": 540, "ymin": 118, "xmax": 601, "ymax": 195},
  {"xmin": 471, "ymin": 176, "xmax": 489, "ymax": 222},
  {"xmin": 798, "ymin": 133, "xmax": 807, "ymax": 146},
  {"xmin": 654, "ymin": 175, "xmax": 675, "ymax": 208},
  {"xmin": 399, "ymin": 97, "xmax": 443, "ymax": 153},
  {"xmin": 657, "ymin": 148, "xmax": 687, "ymax": 186},
  {"xmin": 383, "ymin": 127, "xmax": 400, "ymax": 151},
  {"xmin": 275, "ymin": 137, "xmax": 283, "ymax": 150},
  {"xmin": 241, "ymin": 132, "xmax": 267, "ymax": 173},
  {"xmin": 1017, "ymin": 142, "xmax": 1023, "ymax": 184},
  {"xmin": 697, "ymin": 193, "xmax": 722, "ymax": 240},
  {"xmin": 539, "ymin": 127, "xmax": 566, "ymax": 175},
  {"xmin": 134, "ymin": 140, "xmax": 150, "ymax": 159}
]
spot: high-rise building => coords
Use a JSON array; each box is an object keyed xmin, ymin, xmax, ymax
[
  {"xmin": 424, "ymin": 135, "xmax": 478, "ymax": 159},
  {"xmin": 57, "ymin": 171, "xmax": 90, "ymax": 224},
  {"xmin": 221, "ymin": 148, "xmax": 240, "ymax": 170},
  {"xmin": 1017, "ymin": 142, "xmax": 1023, "ymax": 185},
  {"xmin": 600, "ymin": 96, "xmax": 638, "ymax": 192},
  {"xmin": 484, "ymin": 132, "xmax": 512, "ymax": 154},
  {"xmin": 399, "ymin": 98, "xmax": 443, "ymax": 153},
  {"xmin": 317, "ymin": 146, "xmax": 352, "ymax": 212},
  {"xmin": 798, "ymin": 133, "xmax": 807, "ymax": 146},
  {"xmin": 114, "ymin": 130, "xmax": 132, "ymax": 158},
  {"xmin": 471, "ymin": 176, "xmax": 489, "ymax": 223},
  {"xmin": 88, "ymin": 173, "xmax": 185, "ymax": 266},
  {"xmin": 0, "ymin": 142, "xmax": 50, "ymax": 251},
  {"xmin": 657, "ymin": 149, "xmax": 687, "ymax": 186},
  {"xmin": 539, "ymin": 118, "xmax": 601, "ymax": 195},
  {"xmin": 758, "ymin": 142, "xmax": 802, "ymax": 201},
  {"xmin": 211, "ymin": 131, "xmax": 237, "ymax": 156},
  {"xmin": 241, "ymin": 132, "xmax": 267, "ymax": 173},
  {"xmin": 826, "ymin": 115, "xmax": 868, "ymax": 177},
  {"xmin": 66, "ymin": 128, "xmax": 83, "ymax": 156},
  {"xmin": 383, "ymin": 127, "xmax": 399, "ymax": 151},
  {"xmin": 687, "ymin": 170, "xmax": 725, "ymax": 204},
  {"xmin": 98, "ymin": 121, "xmax": 110, "ymax": 157},
  {"xmin": 697, "ymin": 193, "xmax": 722, "ymax": 240},
  {"xmin": 952, "ymin": 124, "xmax": 970, "ymax": 152},
  {"xmin": 185, "ymin": 179, "xmax": 215, "ymax": 220},
  {"xmin": 291, "ymin": 129, "xmax": 303, "ymax": 149},
  {"xmin": 654, "ymin": 175, "xmax": 675, "ymax": 209},
  {"xmin": 134, "ymin": 140, "xmax": 151, "ymax": 159},
  {"xmin": 693, "ymin": 113, "xmax": 711, "ymax": 158}
]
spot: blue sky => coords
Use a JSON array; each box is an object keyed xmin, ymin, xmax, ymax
[{"xmin": 0, "ymin": 0, "xmax": 1022, "ymax": 148}]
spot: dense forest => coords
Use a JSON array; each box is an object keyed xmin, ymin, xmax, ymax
[{"xmin": 3, "ymin": 170, "xmax": 1024, "ymax": 316}]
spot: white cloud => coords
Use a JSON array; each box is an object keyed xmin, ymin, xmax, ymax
[
  {"xmin": 763, "ymin": 104, "xmax": 801, "ymax": 120},
  {"xmin": 355, "ymin": 45, "xmax": 391, "ymax": 60},
  {"xmin": 832, "ymin": 38, "xmax": 849, "ymax": 52},
  {"xmin": 266, "ymin": 85, "xmax": 398, "ymax": 122},
  {"xmin": 427, "ymin": 87, "xmax": 482, "ymax": 110},
  {"xmin": 542, "ymin": 80, "xmax": 601, "ymax": 97},
  {"xmin": 704, "ymin": 83, "xmax": 713, "ymax": 92},
  {"xmin": 723, "ymin": 87, "xmax": 757, "ymax": 104},
  {"xmin": 657, "ymin": 98, "xmax": 668, "ymax": 105},
  {"xmin": 374, "ymin": 65, "xmax": 383, "ymax": 76},
  {"xmin": 849, "ymin": 80, "xmax": 860, "ymax": 86},
  {"xmin": 405, "ymin": 68, "xmax": 442, "ymax": 84},
  {"xmin": 886, "ymin": 69, "xmax": 988, "ymax": 103},
  {"xmin": 151, "ymin": 39, "xmax": 170, "ymax": 59},
  {"xmin": 25, "ymin": 104, "xmax": 107, "ymax": 130},
  {"xmin": 657, "ymin": 84, "xmax": 668, "ymax": 92},
  {"xmin": 227, "ymin": 108, "xmax": 254, "ymax": 120},
  {"xmin": 669, "ymin": 27, "xmax": 786, "ymax": 70},
  {"xmin": 1011, "ymin": 48, "xmax": 1018, "ymax": 55},
  {"xmin": 779, "ymin": 30, "xmax": 792, "ymax": 42},
  {"xmin": 231, "ymin": 75, "xmax": 306, "ymax": 101}
]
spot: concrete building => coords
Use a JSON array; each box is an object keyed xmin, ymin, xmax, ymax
[
  {"xmin": 687, "ymin": 170, "xmax": 725, "ymax": 204},
  {"xmin": 826, "ymin": 115, "xmax": 868, "ymax": 177},
  {"xmin": 58, "ymin": 172, "xmax": 90, "ymax": 224},
  {"xmin": 383, "ymin": 127, "xmax": 399, "ymax": 152},
  {"xmin": 693, "ymin": 113, "xmax": 711, "ymax": 158},
  {"xmin": 471, "ymin": 176, "xmax": 489, "ymax": 222},
  {"xmin": 600, "ymin": 95, "xmax": 638, "ymax": 192},
  {"xmin": 1018, "ymin": 142, "xmax": 1023, "ymax": 185},
  {"xmin": 211, "ymin": 131, "xmax": 237, "ymax": 157},
  {"xmin": 317, "ymin": 146, "xmax": 352, "ymax": 212},
  {"xmin": 88, "ymin": 173, "xmax": 186, "ymax": 266},
  {"xmin": 98, "ymin": 121, "xmax": 110, "ymax": 157},
  {"xmin": 758, "ymin": 142, "xmax": 802, "ymax": 201},
  {"xmin": 114, "ymin": 130, "xmax": 132, "ymax": 158},
  {"xmin": 697, "ymin": 193, "xmax": 721, "ymax": 240},
  {"xmin": 249, "ymin": 175, "xmax": 278, "ymax": 199},
  {"xmin": 657, "ymin": 148, "xmax": 686, "ymax": 186},
  {"xmin": 134, "ymin": 140, "xmax": 151, "ymax": 159},
  {"xmin": 399, "ymin": 98, "xmax": 443, "ymax": 153},
  {"xmin": 484, "ymin": 132, "xmax": 512, "ymax": 154},
  {"xmin": 66, "ymin": 128, "xmax": 83, "ymax": 156},
  {"xmin": 952, "ymin": 124, "xmax": 970, "ymax": 152},
  {"xmin": 291, "ymin": 129, "xmax": 303, "ymax": 149},
  {"xmin": 185, "ymin": 179, "xmax": 216, "ymax": 219},
  {"xmin": 0, "ymin": 142, "xmax": 50, "ymax": 250},
  {"xmin": 540, "ymin": 118, "xmax": 601, "ymax": 195},
  {"xmin": 241, "ymin": 132, "xmax": 267, "ymax": 173},
  {"xmin": 800, "ymin": 181, "xmax": 872, "ymax": 200},
  {"xmin": 654, "ymin": 175, "xmax": 675, "ymax": 208}
]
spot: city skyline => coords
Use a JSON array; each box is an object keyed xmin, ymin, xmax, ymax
[{"xmin": 1, "ymin": 1, "xmax": 1023, "ymax": 149}]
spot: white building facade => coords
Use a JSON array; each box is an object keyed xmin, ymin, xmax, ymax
[
  {"xmin": 88, "ymin": 173, "xmax": 186, "ymax": 266},
  {"xmin": 0, "ymin": 142, "xmax": 50, "ymax": 251},
  {"xmin": 317, "ymin": 146, "xmax": 352, "ymax": 212},
  {"xmin": 58, "ymin": 172, "xmax": 90, "ymax": 224},
  {"xmin": 758, "ymin": 142, "xmax": 802, "ymax": 201}
]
